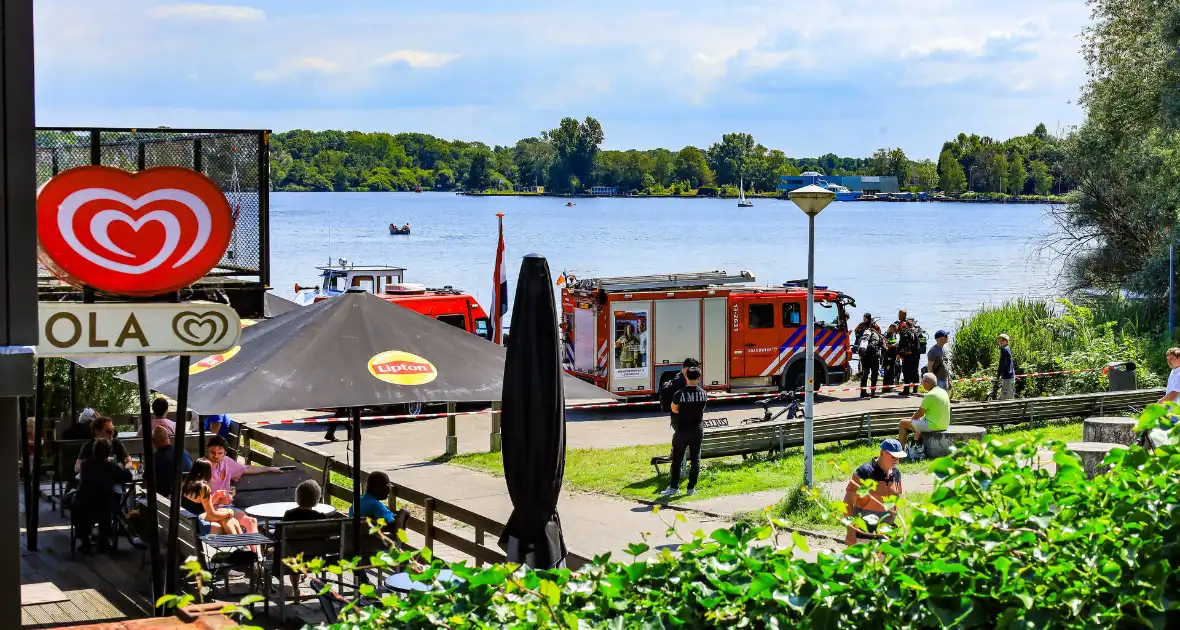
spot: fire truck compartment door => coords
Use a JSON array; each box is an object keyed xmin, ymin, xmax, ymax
[
  {"xmin": 702, "ymin": 298, "xmax": 728, "ymax": 386},
  {"xmin": 654, "ymin": 299, "xmax": 701, "ymax": 366},
  {"xmin": 609, "ymin": 300, "xmax": 653, "ymax": 393},
  {"xmin": 572, "ymin": 307, "xmax": 596, "ymax": 372}
]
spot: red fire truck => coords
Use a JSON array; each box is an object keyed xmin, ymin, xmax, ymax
[
  {"xmin": 560, "ymin": 270, "xmax": 856, "ymax": 397},
  {"xmin": 295, "ymin": 263, "xmax": 493, "ymax": 341}
]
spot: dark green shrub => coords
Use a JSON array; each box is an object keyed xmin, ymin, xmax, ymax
[{"xmin": 300, "ymin": 406, "xmax": 1180, "ymax": 629}]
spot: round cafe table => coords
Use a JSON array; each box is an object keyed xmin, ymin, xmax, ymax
[
  {"xmin": 385, "ymin": 569, "xmax": 459, "ymax": 594},
  {"xmin": 243, "ymin": 502, "xmax": 337, "ymax": 521}
]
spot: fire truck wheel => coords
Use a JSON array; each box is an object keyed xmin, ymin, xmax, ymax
[{"xmin": 782, "ymin": 362, "xmax": 825, "ymax": 392}]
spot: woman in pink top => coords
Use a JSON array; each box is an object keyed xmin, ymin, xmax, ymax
[{"xmin": 204, "ymin": 436, "xmax": 281, "ymax": 536}]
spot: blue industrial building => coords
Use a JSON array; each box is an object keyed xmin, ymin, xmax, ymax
[{"xmin": 777, "ymin": 172, "xmax": 900, "ymax": 197}]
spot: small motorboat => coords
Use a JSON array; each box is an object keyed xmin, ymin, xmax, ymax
[
  {"xmin": 389, "ymin": 223, "xmax": 411, "ymax": 235},
  {"xmin": 413, "ymin": 185, "xmax": 423, "ymax": 193},
  {"xmin": 565, "ymin": 202, "xmax": 576, "ymax": 207}
]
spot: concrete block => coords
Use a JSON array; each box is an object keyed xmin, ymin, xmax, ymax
[
  {"xmin": 1067, "ymin": 441, "xmax": 1119, "ymax": 478},
  {"xmin": 1083, "ymin": 417, "xmax": 1138, "ymax": 446},
  {"xmin": 923, "ymin": 425, "xmax": 986, "ymax": 458}
]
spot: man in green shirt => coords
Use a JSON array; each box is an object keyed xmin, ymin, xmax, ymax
[{"xmin": 898, "ymin": 373, "xmax": 949, "ymax": 446}]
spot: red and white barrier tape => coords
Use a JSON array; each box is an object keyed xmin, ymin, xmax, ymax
[{"xmin": 245, "ymin": 367, "xmax": 1106, "ymax": 425}]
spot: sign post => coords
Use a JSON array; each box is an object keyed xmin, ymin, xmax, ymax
[
  {"xmin": 33, "ymin": 160, "xmax": 238, "ymax": 607},
  {"xmin": 2, "ymin": 0, "xmax": 38, "ymax": 623}
]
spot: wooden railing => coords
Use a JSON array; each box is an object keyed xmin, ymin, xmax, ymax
[{"xmin": 237, "ymin": 426, "xmax": 591, "ymax": 570}]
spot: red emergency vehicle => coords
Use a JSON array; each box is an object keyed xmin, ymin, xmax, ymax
[
  {"xmin": 295, "ymin": 263, "xmax": 493, "ymax": 340},
  {"xmin": 560, "ymin": 270, "xmax": 856, "ymax": 397}
]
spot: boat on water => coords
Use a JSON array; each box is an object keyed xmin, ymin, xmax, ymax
[
  {"xmin": 413, "ymin": 185, "xmax": 423, "ymax": 193},
  {"xmin": 566, "ymin": 202, "xmax": 576, "ymax": 207},
  {"xmin": 737, "ymin": 177, "xmax": 753, "ymax": 207},
  {"xmin": 389, "ymin": 223, "xmax": 411, "ymax": 235},
  {"xmin": 824, "ymin": 182, "xmax": 863, "ymax": 202}
]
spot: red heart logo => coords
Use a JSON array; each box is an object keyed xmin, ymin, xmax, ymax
[{"xmin": 37, "ymin": 166, "xmax": 234, "ymax": 296}]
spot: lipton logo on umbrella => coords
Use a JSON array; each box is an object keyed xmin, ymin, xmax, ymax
[
  {"xmin": 36, "ymin": 165, "xmax": 234, "ymax": 297},
  {"xmin": 368, "ymin": 351, "xmax": 437, "ymax": 385}
]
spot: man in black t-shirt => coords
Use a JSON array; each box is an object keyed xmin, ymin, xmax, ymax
[
  {"xmin": 659, "ymin": 357, "xmax": 700, "ymax": 429},
  {"xmin": 661, "ymin": 367, "xmax": 708, "ymax": 497}
]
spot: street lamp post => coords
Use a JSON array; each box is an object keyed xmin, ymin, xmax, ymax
[{"xmin": 788, "ymin": 184, "xmax": 835, "ymax": 487}]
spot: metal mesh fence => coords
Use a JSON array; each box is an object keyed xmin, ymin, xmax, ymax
[{"xmin": 34, "ymin": 128, "xmax": 269, "ymax": 287}]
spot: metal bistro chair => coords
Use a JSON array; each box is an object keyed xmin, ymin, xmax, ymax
[{"xmin": 269, "ymin": 517, "xmax": 348, "ymax": 621}]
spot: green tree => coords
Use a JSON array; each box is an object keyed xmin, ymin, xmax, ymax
[
  {"xmin": 938, "ymin": 149, "xmax": 966, "ymax": 192},
  {"xmin": 512, "ymin": 137, "xmax": 555, "ymax": 187},
  {"xmin": 465, "ymin": 147, "xmax": 493, "ymax": 191},
  {"xmin": 1050, "ymin": 0, "xmax": 1180, "ymax": 298},
  {"xmin": 1030, "ymin": 160, "xmax": 1054, "ymax": 196},
  {"xmin": 706, "ymin": 133, "xmax": 757, "ymax": 186},
  {"xmin": 912, "ymin": 159, "xmax": 939, "ymax": 191},
  {"xmin": 870, "ymin": 147, "xmax": 909, "ymax": 183},
  {"xmin": 543, "ymin": 116, "xmax": 603, "ymax": 192},
  {"xmin": 672, "ymin": 146, "xmax": 714, "ymax": 188},
  {"xmin": 1006, "ymin": 152, "xmax": 1027, "ymax": 195}
]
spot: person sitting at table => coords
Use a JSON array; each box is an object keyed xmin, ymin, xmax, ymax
[
  {"xmin": 153, "ymin": 425, "xmax": 192, "ymax": 498},
  {"xmin": 140, "ymin": 396, "xmax": 176, "ymax": 439},
  {"xmin": 284, "ymin": 480, "xmax": 328, "ymax": 522},
  {"xmin": 73, "ymin": 438, "xmax": 132, "ymax": 554},
  {"xmin": 63, "ymin": 407, "xmax": 98, "ymax": 441},
  {"xmin": 205, "ymin": 435, "xmax": 278, "ymax": 535},
  {"xmin": 348, "ymin": 471, "xmax": 395, "ymax": 524},
  {"xmin": 75, "ymin": 416, "xmax": 131, "ymax": 474},
  {"xmin": 182, "ymin": 458, "xmax": 243, "ymax": 536},
  {"xmin": 274, "ymin": 480, "xmax": 328, "ymax": 601}
]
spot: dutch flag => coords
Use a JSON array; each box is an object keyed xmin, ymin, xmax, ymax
[{"xmin": 493, "ymin": 214, "xmax": 508, "ymax": 344}]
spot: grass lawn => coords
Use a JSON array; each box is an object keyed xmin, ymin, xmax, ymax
[{"xmin": 445, "ymin": 419, "xmax": 1086, "ymax": 506}]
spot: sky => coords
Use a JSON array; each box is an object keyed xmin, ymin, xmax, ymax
[{"xmin": 34, "ymin": 0, "xmax": 1091, "ymax": 159}]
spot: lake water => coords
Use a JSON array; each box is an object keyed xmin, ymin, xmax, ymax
[{"xmin": 269, "ymin": 192, "xmax": 1061, "ymax": 332}]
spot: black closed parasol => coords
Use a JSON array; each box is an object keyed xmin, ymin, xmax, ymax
[{"xmin": 498, "ymin": 254, "xmax": 566, "ymax": 569}]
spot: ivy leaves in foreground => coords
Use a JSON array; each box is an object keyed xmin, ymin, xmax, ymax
[{"xmin": 315, "ymin": 406, "xmax": 1180, "ymax": 629}]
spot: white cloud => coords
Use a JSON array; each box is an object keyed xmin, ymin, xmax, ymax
[
  {"xmin": 253, "ymin": 57, "xmax": 340, "ymax": 82},
  {"xmin": 373, "ymin": 50, "xmax": 459, "ymax": 69},
  {"xmin": 147, "ymin": 3, "xmax": 265, "ymax": 21}
]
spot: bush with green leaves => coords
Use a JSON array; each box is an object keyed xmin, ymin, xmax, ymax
[
  {"xmin": 286, "ymin": 405, "xmax": 1180, "ymax": 629},
  {"xmin": 950, "ymin": 298, "xmax": 1163, "ymax": 401}
]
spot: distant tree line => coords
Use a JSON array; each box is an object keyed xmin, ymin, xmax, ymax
[{"xmin": 267, "ymin": 118, "xmax": 1071, "ymax": 196}]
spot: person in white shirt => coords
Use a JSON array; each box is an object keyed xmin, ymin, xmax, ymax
[{"xmin": 1160, "ymin": 347, "xmax": 1180, "ymax": 405}]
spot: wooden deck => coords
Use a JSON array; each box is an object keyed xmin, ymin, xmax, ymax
[
  {"xmin": 19, "ymin": 489, "xmax": 149, "ymax": 629},
  {"xmin": 17, "ymin": 487, "xmax": 325, "ymax": 629}
]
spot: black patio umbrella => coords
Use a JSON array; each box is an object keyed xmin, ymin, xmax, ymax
[
  {"xmin": 264, "ymin": 292, "xmax": 299, "ymax": 317},
  {"xmin": 498, "ymin": 255, "xmax": 567, "ymax": 569},
  {"xmin": 119, "ymin": 291, "xmax": 613, "ymax": 567},
  {"xmin": 125, "ymin": 292, "xmax": 612, "ymax": 412}
]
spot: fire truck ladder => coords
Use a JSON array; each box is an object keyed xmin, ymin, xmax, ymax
[{"xmin": 580, "ymin": 270, "xmax": 755, "ymax": 292}]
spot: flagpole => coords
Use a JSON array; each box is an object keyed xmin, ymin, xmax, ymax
[{"xmin": 494, "ymin": 213, "xmax": 505, "ymax": 345}]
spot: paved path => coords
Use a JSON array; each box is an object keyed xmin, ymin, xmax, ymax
[{"xmin": 253, "ymin": 392, "xmax": 923, "ymax": 563}]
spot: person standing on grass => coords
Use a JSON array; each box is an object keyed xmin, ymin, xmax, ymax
[
  {"xmin": 996, "ymin": 334, "xmax": 1016, "ymax": 400},
  {"xmin": 842, "ymin": 438, "xmax": 906, "ymax": 546},
  {"xmin": 660, "ymin": 357, "xmax": 700, "ymax": 429},
  {"xmin": 927, "ymin": 330, "xmax": 951, "ymax": 392},
  {"xmin": 661, "ymin": 366, "xmax": 708, "ymax": 498},
  {"xmin": 898, "ymin": 373, "xmax": 950, "ymax": 448}
]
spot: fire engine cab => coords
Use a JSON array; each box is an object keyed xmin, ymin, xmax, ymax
[
  {"xmin": 295, "ymin": 262, "xmax": 493, "ymax": 341},
  {"xmin": 561, "ymin": 270, "xmax": 856, "ymax": 397}
]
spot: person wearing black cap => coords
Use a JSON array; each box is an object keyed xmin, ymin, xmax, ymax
[
  {"xmin": 659, "ymin": 357, "xmax": 701, "ymax": 430},
  {"xmin": 662, "ymin": 366, "xmax": 708, "ymax": 497}
]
